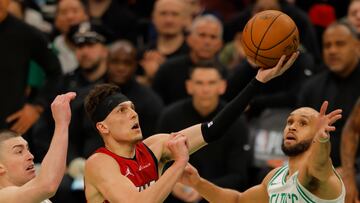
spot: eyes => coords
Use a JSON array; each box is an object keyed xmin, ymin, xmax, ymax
[
  {"xmin": 286, "ymin": 118, "xmax": 308, "ymax": 127},
  {"xmin": 116, "ymin": 104, "xmax": 135, "ymax": 113}
]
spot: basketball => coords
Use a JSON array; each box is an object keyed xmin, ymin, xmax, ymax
[{"xmin": 241, "ymin": 10, "xmax": 299, "ymax": 68}]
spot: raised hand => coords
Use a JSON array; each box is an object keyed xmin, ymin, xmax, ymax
[
  {"xmin": 255, "ymin": 51, "xmax": 299, "ymax": 83},
  {"xmin": 51, "ymin": 92, "xmax": 76, "ymax": 127},
  {"xmin": 314, "ymin": 101, "xmax": 342, "ymax": 143}
]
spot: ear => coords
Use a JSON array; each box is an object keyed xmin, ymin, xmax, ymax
[
  {"xmin": 218, "ymin": 79, "xmax": 227, "ymax": 95},
  {"xmin": 185, "ymin": 79, "xmax": 194, "ymax": 95},
  {"xmin": 0, "ymin": 162, "xmax": 6, "ymax": 175},
  {"xmin": 96, "ymin": 121, "xmax": 109, "ymax": 135}
]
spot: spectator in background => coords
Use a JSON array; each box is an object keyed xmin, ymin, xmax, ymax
[
  {"xmin": 138, "ymin": 0, "xmax": 190, "ymax": 86},
  {"xmin": 86, "ymin": 0, "xmax": 137, "ymax": 43},
  {"xmin": 54, "ymin": 0, "xmax": 88, "ymax": 74},
  {"xmin": 107, "ymin": 40, "xmax": 164, "ymax": 138},
  {"xmin": 225, "ymin": 0, "xmax": 321, "ymax": 72},
  {"xmin": 297, "ymin": 21, "xmax": 360, "ymax": 168},
  {"xmin": 0, "ymin": 0, "xmax": 61, "ymax": 136},
  {"xmin": 347, "ymin": 0, "xmax": 360, "ymax": 34},
  {"xmin": 340, "ymin": 97, "xmax": 360, "ymax": 203},
  {"xmin": 152, "ymin": 14, "xmax": 223, "ymax": 105},
  {"xmin": 157, "ymin": 60, "xmax": 251, "ymax": 203}
]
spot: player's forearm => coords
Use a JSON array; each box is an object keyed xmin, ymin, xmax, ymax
[
  {"xmin": 201, "ymin": 78, "xmax": 265, "ymax": 143},
  {"xmin": 37, "ymin": 123, "xmax": 68, "ymax": 196},
  {"xmin": 308, "ymin": 137, "xmax": 332, "ymax": 181},
  {"xmin": 193, "ymin": 177, "xmax": 240, "ymax": 203},
  {"xmin": 138, "ymin": 159, "xmax": 188, "ymax": 203}
]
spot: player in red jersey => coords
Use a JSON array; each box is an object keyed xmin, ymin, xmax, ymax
[{"xmin": 83, "ymin": 53, "xmax": 299, "ymax": 203}]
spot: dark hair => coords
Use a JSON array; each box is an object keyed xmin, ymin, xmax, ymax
[
  {"xmin": 188, "ymin": 59, "xmax": 227, "ymax": 79},
  {"xmin": 84, "ymin": 83, "xmax": 120, "ymax": 123}
]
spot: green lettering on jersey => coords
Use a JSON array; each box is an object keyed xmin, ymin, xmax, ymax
[{"xmin": 270, "ymin": 193, "xmax": 299, "ymax": 203}]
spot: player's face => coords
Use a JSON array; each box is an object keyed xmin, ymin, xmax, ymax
[
  {"xmin": 322, "ymin": 25, "xmax": 359, "ymax": 77},
  {"xmin": 188, "ymin": 21, "xmax": 223, "ymax": 60},
  {"xmin": 347, "ymin": 1, "xmax": 360, "ymax": 33},
  {"xmin": 107, "ymin": 49, "xmax": 137, "ymax": 86},
  {"xmin": 186, "ymin": 68, "xmax": 225, "ymax": 110},
  {"xmin": 0, "ymin": 137, "xmax": 35, "ymax": 186},
  {"xmin": 55, "ymin": 0, "xmax": 88, "ymax": 33},
  {"xmin": 153, "ymin": 0, "xmax": 186, "ymax": 36},
  {"xmin": 76, "ymin": 43, "xmax": 107, "ymax": 70},
  {"xmin": 102, "ymin": 101, "xmax": 142, "ymax": 143},
  {"xmin": 0, "ymin": 0, "xmax": 10, "ymax": 21},
  {"xmin": 282, "ymin": 108, "xmax": 318, "ymax": 156}
]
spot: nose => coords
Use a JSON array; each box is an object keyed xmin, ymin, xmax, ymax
[
  {"xmin": 25, "ymin": 150, "xmax": 34, "ymax": 161},
  {"xmin": 130, "ymin": 108, "xmax": 138, "ymax": 119}
]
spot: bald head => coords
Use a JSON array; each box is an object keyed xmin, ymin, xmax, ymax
[
  {"xmin": 290, "ymin": 107, "xmax": 319, "ymax": 119},
  {"xmin": 154, "ymin": 0, "xmax": 186, "ymax": 13},
  {"xmin": 107, "ymin": 41, "xmax": 137, "ymax": 85},
  {"xmin": 152, "ymin": 0, "xmax": 188, "ymax": 36}
]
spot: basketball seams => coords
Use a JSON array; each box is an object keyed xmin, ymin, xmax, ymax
[
  {"xmin": 241, "ymin": 10, "xmax": 299, "ymax": 68},
  {"xmin": 257, "ymin": 26, "xmax": 297, "ymax": 51},
  {"xmin": 253, "ymin": 13, "xmax": 283, "ymax": 64}
]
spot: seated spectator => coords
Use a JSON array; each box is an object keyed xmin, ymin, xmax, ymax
[
  {"xmin": 138, "ymin": 0, "xmax": 190, "ymax": 86},
  {"xmin": 152, "ymin": 14, "xmax": 224, "ymax": 105},
  {"xmin": 157, "ymin": 60, "xmax": 252, "ymax": 202}
]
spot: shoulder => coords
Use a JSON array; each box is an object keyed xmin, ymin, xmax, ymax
[
  {"xmin": 85, "ymin": 153, "xmax": 119, "ymax": 174},
  {"xmin": 262, "ymin": 166, "xmax": 288, "ymax": 187},
  {"xmin": 158, "ymin": 54, "xmax": 191, "ymax": 71},
  {"xmin": 162, "ymin": 100, "xmax": 189, "ymax": 116}
]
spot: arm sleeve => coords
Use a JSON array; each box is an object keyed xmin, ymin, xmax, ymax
[{"xmin": 201, "ymin": 78, "xmax": 265, "ymax": 143}]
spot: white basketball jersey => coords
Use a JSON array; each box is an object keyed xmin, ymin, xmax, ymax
[{"xmin": 267, "ymin": 165, "xmax": 345, "ymax": 203}]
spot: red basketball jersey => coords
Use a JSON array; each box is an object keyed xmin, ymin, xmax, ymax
[
  {"xmin": 94, "ymin": 142, "xmax": 159, "ymax": 202},
  {"xmin": 96, "ymin": 142, "xmax": 159, "ymax": 190}
]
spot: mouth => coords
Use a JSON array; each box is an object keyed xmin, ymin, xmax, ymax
[
  {"xmin": 26, "ymin": 164, "xmax": 35, "ymax": 171},
  {"xmin": 132, "ymin": 123, "xmax": 140, "ymax": 130},
  {"xmin": 285, "ymin": 133, "xmax": 297, "ymax": 142}
]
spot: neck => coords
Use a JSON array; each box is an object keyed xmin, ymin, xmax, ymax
[
  {"xmin": 104, "ymin": 138, "xmax": 137, "ymax": 158},
  {"xmin": 193, "ymin": 99, "xmax": 219, "ymax": 117},
  {"xmin": 157, "ymin": 33, "xmax": 184, "ymax": 55},
  {"xmin": 0, "ymin": 177, "xmax": 16, "ymax": 189},
  {"xmin": 287, "ymin": 152, "xmax": 309, "ymax": 177}
]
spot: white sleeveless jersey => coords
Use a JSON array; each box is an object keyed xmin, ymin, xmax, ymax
[{"xmin": 267, "ymin": 165, "xmax": 345, "ymax": 203}]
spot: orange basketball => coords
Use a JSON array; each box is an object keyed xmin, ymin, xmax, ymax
[{"xmin": 241, "ymin": 10, "xmax": 299, "ymax": 68}]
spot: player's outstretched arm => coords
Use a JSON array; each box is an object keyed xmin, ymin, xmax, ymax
[
  {"xmin": 341, "ymin": 98, "xmax": 360, "ymax": 203},
  {"xmin": 299, "ymin": 101, "xmax": 343, "ymax": 199},
  {"xmin": 180, "ymin": 164, "xmax": 273, "ymax": 203},
  {"xmin": 165, "ymin": 52, "xmax": 300, "ymax": 156},
  {"xmin": 0, "ymin": 92, "xmax": 76, "ymax": 203},
  {"xmin": 85, "ymin": 133, "xmax": 189, "ymax": 203}
]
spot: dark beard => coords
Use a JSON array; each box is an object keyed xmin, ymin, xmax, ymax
[
  {"xmin": 281, "ymin": 139, "xmax": 312, "ymax": 157},
  {"xmin": 80, "ymin": 60, "xmax": 101, "ymax": 75}
]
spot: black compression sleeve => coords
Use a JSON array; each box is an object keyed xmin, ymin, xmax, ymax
[{"xmin": 201, "ymin": 78, "xmax": 265, "ymax": 143}]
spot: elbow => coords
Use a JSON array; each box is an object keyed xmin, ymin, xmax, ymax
[{"xmin": 37, "ymin": 174, "xmax": 64, "ymax": 197}]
